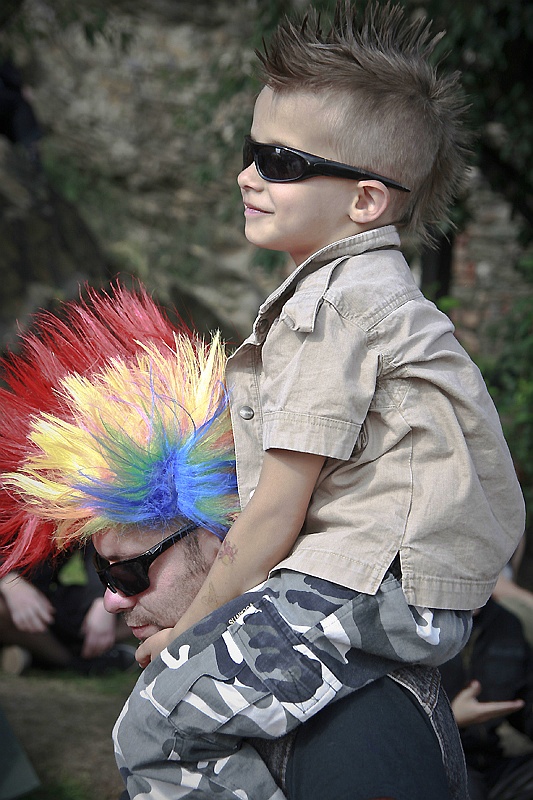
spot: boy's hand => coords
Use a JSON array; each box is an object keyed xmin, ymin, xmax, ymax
[{"xmin": 135, "ymin": 627, "xmax": 176, "ymax": 668}]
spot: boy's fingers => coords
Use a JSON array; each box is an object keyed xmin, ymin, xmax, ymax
[{"xmin": 135, "ymin": 642, "xmax": 151, "ymax": 667}]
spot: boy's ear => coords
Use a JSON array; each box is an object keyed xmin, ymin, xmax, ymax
[{"xmin": 348, "ymin": 181, "xmax": 390, "ymax": 225}]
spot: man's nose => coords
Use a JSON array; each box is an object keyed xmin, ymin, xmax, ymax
[{"xmin": 103, "ymin": 587, "xmax": 136, "ymax": 614}]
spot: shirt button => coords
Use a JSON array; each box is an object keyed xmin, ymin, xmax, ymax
[
  {"xmin": 239, "ymin": 406, "xmax": 255, "ymax": 420},
  {"xmin": 256, "ymin": 319, "xmax": 269, "ymax": 334}
]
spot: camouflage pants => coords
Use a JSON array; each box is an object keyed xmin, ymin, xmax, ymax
[{"xmin": 114, "ymin": 570, "xmax": 471, "ymax": 799}]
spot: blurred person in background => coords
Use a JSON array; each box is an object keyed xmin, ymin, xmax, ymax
[
  {"xmin": 440, "ymin": 597, "xmax": 533, "ymax": 800},
  {"xmin": 0, "ymin": 542, "xmax": 135, "ymax": 675}
]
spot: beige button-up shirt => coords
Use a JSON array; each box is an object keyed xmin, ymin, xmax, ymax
[{"xmin": 226, "ymin": 226, "xmax": 525, "ymax": 609}]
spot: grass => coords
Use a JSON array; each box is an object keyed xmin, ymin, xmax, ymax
[
  {"xmin": 0, "ymin": 667, "xmax": 139, "ymax": 800},
  {"xmin": 23, "ymin": 778, "xmax": 91, "ymax": 800}
]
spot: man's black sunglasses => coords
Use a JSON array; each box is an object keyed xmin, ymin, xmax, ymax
[
  {"xmin": 243, "ymin": 136, "xmax": 410, "ymax": 192},
  {"xmin": 93, "ymin": 521, "xmax": 198, "ymax": 597}
]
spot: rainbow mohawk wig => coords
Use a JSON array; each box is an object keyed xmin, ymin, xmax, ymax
[{"xmin": 0, "ymin": 284, "xmax": 238, "ymax": 575}]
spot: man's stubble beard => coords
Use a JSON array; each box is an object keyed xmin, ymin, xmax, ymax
[{"xmin": 122, "ymin": 531, "xmax": 212, "ymax": 633}]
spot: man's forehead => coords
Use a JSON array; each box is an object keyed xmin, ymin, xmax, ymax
[{"xmin": 93, "ymin": 526, "xmax": 167, "ymax": 560}]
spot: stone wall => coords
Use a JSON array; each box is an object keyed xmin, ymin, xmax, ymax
[
  {"xmin": 1, "ymin": 0, "xmax": 276, "ymax": 349},
  {"xmin": 1, "ymin": 0, "xmax": 531, "ymax": 358},
  {"xmin": 450, "ymin": 171, "xmax": 531, "ymax": 358}
]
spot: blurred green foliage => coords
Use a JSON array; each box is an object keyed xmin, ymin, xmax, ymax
[
  {"xmin": 417, "ymin": 0, "xmax": 533, "ymax": 517},
  {"xmin": 422, "ymin": 0, "xmax": 533, "ymax": 239},
  {"xmin": 481, "ymin": 252, "xmax": 533, "ymax": 517}
]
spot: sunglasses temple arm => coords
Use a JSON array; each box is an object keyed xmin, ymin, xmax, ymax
[{"xmin": 314, "ymin": 163, "xmax": 410, "ymax": 192}]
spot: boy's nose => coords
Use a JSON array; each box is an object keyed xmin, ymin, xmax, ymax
[
  {"xmin": 103, "ymin": 587, "xmax": 136, "ymax": 614},
  {"xmin": 237, "ymin": 162, "xmax": 262, "ymax": 190}
]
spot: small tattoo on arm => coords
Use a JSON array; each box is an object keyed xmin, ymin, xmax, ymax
[
  {"xmin": 217, "ymin": 539, "xmax": 238, "ymax": 565},
  {"xmin": 202, "ymin": 581, "xmax": 220, "ymax": 608}
]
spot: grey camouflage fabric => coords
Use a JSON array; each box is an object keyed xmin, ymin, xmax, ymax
[{"xmin": 114, "ymin": 570, "xmax": 471, "ymax": 799}]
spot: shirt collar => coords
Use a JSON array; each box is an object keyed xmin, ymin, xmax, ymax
[{"xmin": 258, "ymin": 226, "xmax": 401, "ymax": 317}]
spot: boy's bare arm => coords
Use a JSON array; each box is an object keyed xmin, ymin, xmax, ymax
[{"xmin": 136, "ymin": 448, "xmax": 325, "ymax": 665}]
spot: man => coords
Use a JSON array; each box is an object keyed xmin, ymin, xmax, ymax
[
  {"xmin": 0, "ymin": 284, "xmax": 467, "ymax": 800},
  {"xmin": 95, "ymin": 519, "xmax": 466, "ymax": 800}
]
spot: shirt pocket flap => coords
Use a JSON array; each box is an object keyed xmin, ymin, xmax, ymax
[{"xmin": 279, "ymin": 291, "xmax": 321, "ymax": 333}]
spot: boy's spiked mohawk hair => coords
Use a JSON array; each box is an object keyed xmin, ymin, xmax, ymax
[
  {"xmin": 0, "ymin": 283, "xmax": 238, "ymax": 576},
  {"xmin": 258, "ymin": 0, "xmax": 471, "ymax": 242}
]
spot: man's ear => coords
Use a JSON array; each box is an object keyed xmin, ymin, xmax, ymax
[
  {"xmin": 349, "ymin": 181, "xmax": 390, "ymax": 225},
  {"xmin": 197, "ymin": 528, "xmax": 223, "ymax": 566}
]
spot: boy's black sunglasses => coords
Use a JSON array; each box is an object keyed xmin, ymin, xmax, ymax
[
  {"xmin": 93, "ymin": 521, "xmax": 198, "ymax": 597},
  {"xmin": 243, "ymin": 136, "xmax": 410, "ymax": 192}
]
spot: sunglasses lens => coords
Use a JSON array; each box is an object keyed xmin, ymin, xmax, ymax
[
  {"xmin": 243, "ymin": 139, "xmax": 307, "ymax": 181},
  {"xmin": 110, "ymin": 562, "xmax": 150, "ymax": 596},
  {"xmin": 95, "ymin": 558, "xmax": 149, "ymax": 597},
  {"xmin": 258, "ymin": 147, "xmax": 306, "ymax": 181}
]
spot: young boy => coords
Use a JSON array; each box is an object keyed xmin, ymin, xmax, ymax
[{"xmin": 125, "ymin": 2, "xmax": 524, "ymax": 797}]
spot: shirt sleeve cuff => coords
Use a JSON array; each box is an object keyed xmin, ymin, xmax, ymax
[{"xmin": 262, "ymin": 410, "xmax": 360, "ymax": 460}]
